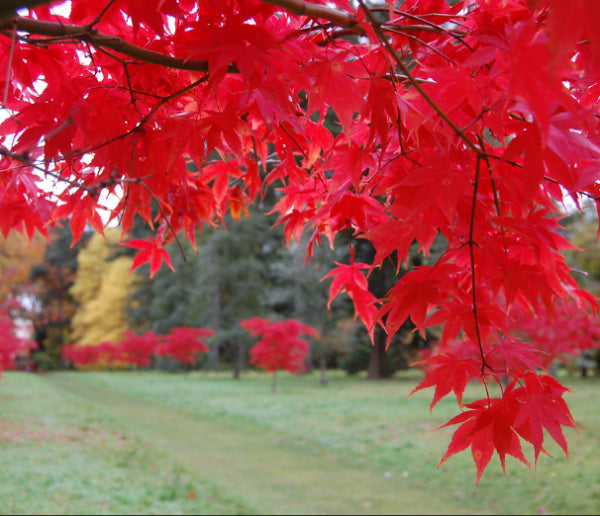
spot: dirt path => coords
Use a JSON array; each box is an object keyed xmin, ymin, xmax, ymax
[{"xmin": 46, "ymin": 373, "xmax": 486, "ymax": 515}]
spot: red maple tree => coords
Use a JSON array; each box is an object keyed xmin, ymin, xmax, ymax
[
  {"xmin": 113, "ymin": 329, "xmax": 161, "ymax": 367},
  {"xmin": 63, "ymin": 327, "xmax": 213, "ymax": 369},
  {"xmin": 156, "ymin": 326, "xmax": 214, "ymax": 368},
  {"xmin": 0, "ymin": 299, "xmax": 37, "ymax": 372},
  {"xmin": 1, "ymin": 0, "xmax": 600, "ymax": 481},
  {"xmin": 241, "ymin": 317, "xmax": 319, "ymax": 392}
]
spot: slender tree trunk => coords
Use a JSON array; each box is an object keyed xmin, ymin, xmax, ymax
[
  {"xmin": 206, "ymin": 240, "xmax": 220, "ymax": 371},
  {"xmin": 58, "ymin": 288, "xmax": 67, "ymax": 371},
  {"xmin": 367, "ymin": 326, "xmax": 386, "ymax": 380},
  {"xmin": 292, "ymin": 241, "xmax": 313, "ymax": 373},
  {"xmin": 233, "ymin": 341, "xmax": 244, "ymax": 379},
  {"xmin": 319, "ymin": 353, "xmax": 328, "ymax": 386},
  {"xmin": 272, "ymin": 370, "xmax": 277, "ymax": 393}
]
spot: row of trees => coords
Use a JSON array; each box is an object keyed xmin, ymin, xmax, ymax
[
  {"xmin": 3, "ymin": 206, "xmax": 600, "ymax": 379},
  {"xmin": 15, "ymin": 205, "xmax": 433, "ymax": 378}
]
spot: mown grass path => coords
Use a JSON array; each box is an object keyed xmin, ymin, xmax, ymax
[{"xmin": 45, "ymin": 372, "xmax": 484, "ymax": 515}]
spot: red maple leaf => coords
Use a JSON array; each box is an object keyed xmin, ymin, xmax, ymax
[
  {"xmin": 437, "ymin": 391, "xmax": 531, "ymax": 485},
  {"xmin": 512, "ymin": 373, "xmax": 577, "ymax": 467},
  {"xmin": 124, "ymin": 237, "xmax": 175, "ymax": 278},
  {"xmin": 321, "ymin": 248, "xmax": 379, "ymax": 341},
  {"xmin": 409, "ymin": 353, "xmax": 482, "ymax": 412},
  {"xmin": 485, "ymin": 336, "xmax": 546, "ymax": 377}
]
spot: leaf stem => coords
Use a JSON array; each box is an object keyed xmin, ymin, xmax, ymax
[
  {"xmin": 357, "ymin": 0, "xmax": 481, "ymax": 157},
  {"xmin": 469, "ymin": 157, "xmax": 492, "ymax": 374}
]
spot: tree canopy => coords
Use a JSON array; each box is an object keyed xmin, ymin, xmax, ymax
[{"xmin": 2, "ymin": 0, "xmax": 600, "ymax": 483}]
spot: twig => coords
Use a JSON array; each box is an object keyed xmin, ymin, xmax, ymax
[
  {"xmin": 86, "ymin": 0, "xmax": 118, "ymax": 29},
  {"xmin": 468, "ymin": 157, "xmax": 493, "ymax": 374},
  {"xmin": 0, "ymin": 15, "xmax": 237, "ymax": 73},
  {"xmin": 59, "ymin": 75, "xmax": 209, "ymax": 161},
  {"xmin": 357, "ymin": 0, "xmax": 481, "ymax": 157},
  {"xmin": 2, "ymin": 19, "xmax": 16, "ymax": 109}
]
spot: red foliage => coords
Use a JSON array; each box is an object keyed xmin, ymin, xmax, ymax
[
  {"xmin": 156, "ymin": 327, "xmax": 214, "ymax": 367},
  {"xmin": 62, "ymin": 341, "xmax": 114, "ymax": 367},
  {"xmin": 507, "ymin": 299, "xmax": 600, "ymax": 367},
  {"xmin": 0, "ymin": 304, "xmax": 36, "ymax": 373},
  {"xmin": 115, "ymin": 330, "xmax": 161, "ymax": 367},
  {"xmin": 241, "ymin": 317, "xmax": 319, "ymax": 374},
  {"xmin": 437, "ymin": 374, "xmax": 576, "ymax": 485},
  {"xmin": 64, "ymin": 327, "xmax": 212, "ymax": 368},
  {"xmin": 2, "ymin": 0, "xmax": 600, "ymax": 481}
]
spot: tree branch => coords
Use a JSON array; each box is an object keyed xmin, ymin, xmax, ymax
[
  {"xmin": 468, "ymin": 157, "xmax": 493, "ymax": 375},
  {"xmin": 60, "ymin": 75, "xmax": 209, "ymax": 160},
  {"xmin": 0, "ymin": 15, "xmax": 233, "ymax": 73},
  {"xmin": 1, "ymin": 5, "xmax": 464, "ymax": 77},
  {"xmin": 357, "ymin": 0, "xmax": 481, "ymax": 156},
  {"xmin": 259, "ymin": 0, "xmax": 354, "ymax": 25}
]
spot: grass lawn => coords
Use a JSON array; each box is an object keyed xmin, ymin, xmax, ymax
[{"xmin": 1, "ymin": 368, "xmax": 599, "ymax": 514}]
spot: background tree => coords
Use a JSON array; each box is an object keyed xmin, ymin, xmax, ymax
[
  {"xmin": 241, "ymin": 316, "xmax": 319, "ymax": 392},
  {"xmin": 69, "ymin": 228, "xmax": 139, "ymax": 348},
  {"xmin": 558, "ymin": 207, "xmax": 600, "ymax": 375},
  {"xmin": 0, "ymin": 231, "xmax": 45, "ymax": 301},
  {"xmin": 28, "ymin": 224, "xmax": 85, "ymax": 369},
  {"xmin": 156, "ymin": 326, "xmax": 214, "ymax": 371},
  {"xmin": 0, "ymin": 231, "xmax": 45, "ymax": 368},
  {"xmin": 265, "ymin": 231, "xmax": 350, "ymax": 383},
  {"xmin": 0, "ymin": 299, "xmax": 37, "ymax": 372},
  {"xmin": 127, "ymin": 207, "xmax": 284, "ymax": 375}
]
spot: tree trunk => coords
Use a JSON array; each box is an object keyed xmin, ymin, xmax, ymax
[
  {"xmin": 367, "ymin": 326, "xmax": 386, "ymax": 380},
  {"xmin": 233, "ymin": 341, "xmax": 244, "ymax": 379},
  {"xmin": 206, "ymin": 240, "xmax": 220, "ymax": 371},
  {"xmin": 292, "ymin": 241, "xmax": 313, "ymax": 374},
  {"xmin": 319, "ymin": 353, "xmax": 328, "ymax": 386}
]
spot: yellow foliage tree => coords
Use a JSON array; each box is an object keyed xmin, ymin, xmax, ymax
[
  {"xmin": 70, "ymin": 228, "xmax": 138, "ymax": 349},
  {"xmin": 0, "ymin": 231, "xmax": 45, "ymax": 300}
]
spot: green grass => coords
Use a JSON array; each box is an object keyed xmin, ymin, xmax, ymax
[
  {"xmin": 0, "ymin": 372, "xmax": 255, "ymax": 515},
  {"xmin": 1, "ymin": 368, "xmax": 599, "ymax": 514}
]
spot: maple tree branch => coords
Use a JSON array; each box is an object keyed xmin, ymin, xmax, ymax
[
  {"xmin": 92, "ymin": 45, "xmax": 140, "ymax": 112},
  {"xmin": 468, "ymin": 157, "xmax": 493, "ymax": 375},
  {"xmin": 0, "ymin": 15, "xmax": 235, "ymax": 73},
  {"xmin": 0, "ymin": 144, "xmax": 59, "ymax": 179},
  {"xmin": 357, "ymin": 1, "xmax": 481, "ymax": 157},
  {"xmin": 2, "ymin": 20, "xmax": 16, "ymax": 110},
  {"xmin": 1, "ymin": 6, "xmax": 467, "ymax": 81},
  {"xmin": 60, "ymin": 75, "xmax": 209, "ymax": 161},
  {"xmin": 262, "ymin": 1, "xmax": 468, "ymax": 40},
  {"xmin": 387, "ymin": 28, "xmax": 455, "ymax": 64},
  {"xmin": 485, "ymin": 151, "xmax": 600, "ymax": 202},
  {"xmin": 0, "ymin": 144, "xmax": 150, "ymax": 195},
  {"xmin": 381, "ymin": 8, "xmax": 469, "ymax": 44},
  {"xmin": 476, "ymin": 134, "xmax": 502, "ymax": 217},
  {"xmin": 279, "ymin": 122, "xmax": 308, "ymax": 159},
  {"xmin": 259, "ymin": 0, "xmax": 354, "ymax": 25}
]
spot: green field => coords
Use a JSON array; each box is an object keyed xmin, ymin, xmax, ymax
[{"xmin": 0, "ymin": 369, "xmax": 598, "ymax": 515}]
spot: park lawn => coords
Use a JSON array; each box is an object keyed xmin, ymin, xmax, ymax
[
  {"xmin": 1, "ymin": 368, "xmax": 599, "ymax": 514},
  {"xmin": 0, "ymin": 371, "xmax": 253, "ymax": 515}
]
